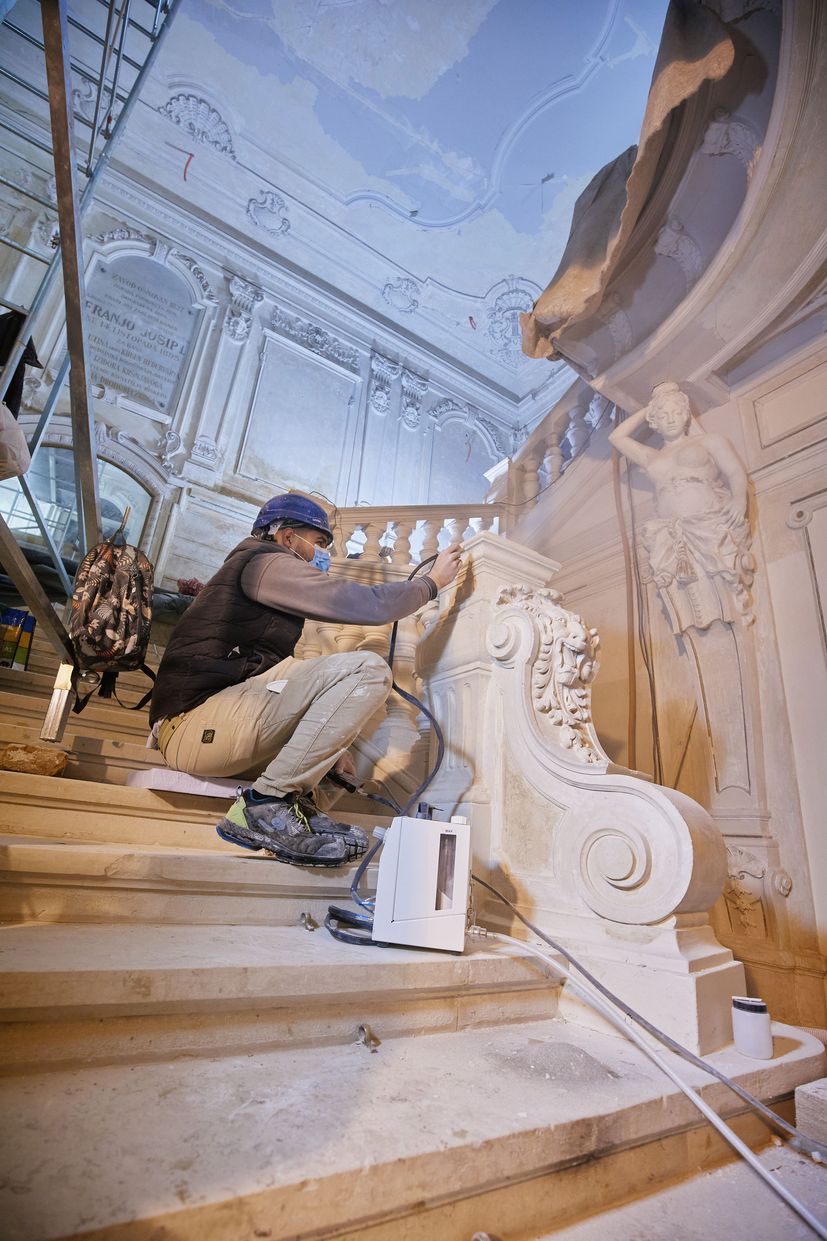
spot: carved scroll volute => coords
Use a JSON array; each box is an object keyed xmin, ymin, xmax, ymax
[
  {"xmin": 556, "ymin": 785, "xmax": 728, "ymax": 925},
  {"xmin": 487, "ymin": 583, "xmax": 727, "ymax": 925}
]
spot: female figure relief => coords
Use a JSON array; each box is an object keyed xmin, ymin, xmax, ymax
[{"xmin": 609, "ymin": 382, "xmax": 754, "ymax": 633}]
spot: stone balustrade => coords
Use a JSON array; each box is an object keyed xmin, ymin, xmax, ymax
[
  {"xmin": 486, "ymin": 383, "xmax": 613, "ymax": 509},
  {"xmin": 331, "ymin": 501, "xmax": 507, "ymax": 566}
]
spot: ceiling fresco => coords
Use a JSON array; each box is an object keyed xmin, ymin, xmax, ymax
[{"xmin": 148, "ymin": 0, "xmax": 668, "ymax": 397}]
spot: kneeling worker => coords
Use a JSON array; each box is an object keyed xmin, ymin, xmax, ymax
[{"xmin": 149, "ymin": 493, "xmax": 462, "ymax": 867}]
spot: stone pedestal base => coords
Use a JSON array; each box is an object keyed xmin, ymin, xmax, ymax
[{"xmin": 556, "ymin": 954, "xmax": 746, "ymax": 1056}]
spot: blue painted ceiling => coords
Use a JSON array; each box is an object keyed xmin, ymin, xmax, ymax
[{"xmin": 174, "ymin": 0, "xmax": 668, "ymax": 387}]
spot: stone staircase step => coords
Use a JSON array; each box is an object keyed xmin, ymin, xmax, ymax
[
  {"xmin": 534, "ymin": 1142, "xmax": 827, "ymax": 1241},
  {"xmin": 0, "ymin": 683, "xmax": 151, "ymax": 740},
  {"xmin": 0, "ymin": 924, "xmax": 557, "ymax": 1071},
  {"xmin": 0, "ymin": 770, "xmax": 234, "ymax": 847},
  {"xmin": 0, "ymin": 1016, "xmax": 822, "ymax": 1241},
  {"xmin": 0, "ymin": 723, "xmax": 164, "ymax": 782},
  {"xmin": 0, "ymin": 770, "xmax": 391, "ymax": 851},
  {"xmin": 0, "ymin": 833, "xmax": 382, "ymax": 927}
]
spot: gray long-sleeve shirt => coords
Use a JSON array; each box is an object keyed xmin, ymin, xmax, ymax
[{"xmin": 239, "ymin": 539, "xmax": 437, "ymax": 624}]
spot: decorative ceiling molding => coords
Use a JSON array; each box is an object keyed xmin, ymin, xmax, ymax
[
  {"xmin": 428, "ymin": 396, "xmax": 508, "ymax": 457},
  {"xmin": 368, "ymin": 353, "xmax": 401, "ymax": 416},
  {"xmin": 701, "ymin": 109, "xmax": 761, "ymax": 180},
  {"xmin": 400, "ymin": 368, "xmax": 428, "ymax": 429},
  {"xmin": 158, "ymin": 93, "xmax": 237, "ymax": 160},
  {"xmin": 171, "ymin": 250, "xmax": 219, "ymax": 303},
  {"xmin": 92, "ymin": 224, "xmax": 148, "ymax": 246},
  {"xmin": 247, "ymin": 190, "xmax": 291, "ymax": 237},
  {"xmin": 654, "ymin": 218, "xmax": 704, "ymax": 292},
  {"xmin": 381, "ymin": 276, "xmax": 420, "ymax": 314},
  {"xmin": 270, "ymin": 303, "xmax": 360, "ymax": 373},
  {"xmin": 485, "ymin": 277, "xmax": 538, "ymax": 370}
]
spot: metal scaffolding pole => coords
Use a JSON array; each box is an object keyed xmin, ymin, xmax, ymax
[{"xmin": 40, "ymin": 0, "xmax": 101, "ymax": 556}]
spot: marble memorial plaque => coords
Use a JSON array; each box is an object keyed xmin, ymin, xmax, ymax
[{"xmin": 85, "ymin": 255, "xmax": 200, "ymax": 414}]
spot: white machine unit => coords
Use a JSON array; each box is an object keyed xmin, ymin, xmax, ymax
[{"xmin": 372, "ymin": 815, "xmax": 471, "ymax": 953}]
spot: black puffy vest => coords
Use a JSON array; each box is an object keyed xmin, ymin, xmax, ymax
[{"xmin": 149, "ymin": 540, "xmax": 304, "ymax": 724}]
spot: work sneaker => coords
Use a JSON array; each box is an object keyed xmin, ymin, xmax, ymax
[
  {"xmin": 216, "ymin": 790, "xmax": 363, "ymax": 867},
  {"xmin": 296, "ymin": 791, "xmax": 369, "ymax": 846}
]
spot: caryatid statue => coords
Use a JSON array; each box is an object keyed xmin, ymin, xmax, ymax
[{"xmin": 609, "ymin": 382, "xmax": 755, "ymax": 633}]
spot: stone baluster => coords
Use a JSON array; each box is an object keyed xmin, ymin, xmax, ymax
[
  {"xmin": 335, "ymin": 625, "xmax": 363, "ymax": 653},
  {"xmin": 541, "ymin": 432, "xmax": 564, "ymax": 486},
  {"xmin": 360, "ymin": 521, "xmax": 384, "ymax": 562},
  {"xmin": 299, "ymin": 620, "xmax": 323, "ymax": 659},
  {"xmin": 477, "ymin": 509, "xmax": 499, "ymax": 534},
  {"xmin": 316, "ymin": 621, "xmax": 342, "ymax": 655},
  {"xmin": 420, "ymin": 519, "xmax": 442, "ymax": 560},
  {"xmin": 519, "ymin": 447, "xmax": 543, "ymax": 504},
  {"xmin": 444, "ymin": 515, "xmax": 463, "ymax": 547},
  {"xmin": 358, "ymin": 625, "xmax": 391, "ymax": 658},
  {"xmin": 391, "ymin": 520, "xmax": 413, "ymax": 567},
  {"xmin": 338, "ymin": 516, "xmax": 361, "ymax": 559},
  {"xmin": 564, "ymin": 407, "xmax": 590, "ymax": 461}
]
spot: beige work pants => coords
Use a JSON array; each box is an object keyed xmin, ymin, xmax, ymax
[{"xmin": 159, "ymin": 650, "xmax": 392, "ymax": 799}]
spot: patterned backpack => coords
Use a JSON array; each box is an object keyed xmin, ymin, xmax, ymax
[{"xmin": 68, "ymin": 528, "xmax": 155, "ymax": 711}]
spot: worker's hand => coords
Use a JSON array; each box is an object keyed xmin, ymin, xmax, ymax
[
  {"xmin": 333, "ymin": 751, "xmax": 359, "ymax": 785},
  {"xmin": 429, "ymin": 542, "xmax": 463, "ymax": 590}
]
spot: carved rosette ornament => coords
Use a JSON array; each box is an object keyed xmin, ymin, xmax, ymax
[
  {"xmin": 494, "ymin": 585, "xmax": 602, "ymax": 762},
  {"xmin": 224, "ymin": 275, "xmax": 263, "ymax": 342},
  {"xmin": 368, "ymin": 354, "xmax": 400, "ymax": 416}
]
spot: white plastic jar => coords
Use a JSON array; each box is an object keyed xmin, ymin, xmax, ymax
[{"xmin": 732, "ymin": 996, "xmax": 774, "ymax": 1059}]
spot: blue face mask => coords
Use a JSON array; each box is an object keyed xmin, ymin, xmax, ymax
[{"xmin": 293, "ymin": 532, "xmax": 331, "ymax": 573}]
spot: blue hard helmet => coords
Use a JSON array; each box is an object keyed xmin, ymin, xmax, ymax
[{"xmin": 252, "ymin": 493, "xmax": 333, "ymax": 545}]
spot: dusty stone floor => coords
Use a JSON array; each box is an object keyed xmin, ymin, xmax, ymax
[{"xmin": 534, "ymin": 1143, "xmax": 827, "ymax": 1241}]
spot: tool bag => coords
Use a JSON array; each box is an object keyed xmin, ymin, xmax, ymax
[{"xmin": 68, "ymin": 520, "xmax": 155, "ymax": 712}]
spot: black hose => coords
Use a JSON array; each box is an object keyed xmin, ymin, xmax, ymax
[{"xmin": 327, "ymin": 551, "xmax": 447, "ymax": 940}]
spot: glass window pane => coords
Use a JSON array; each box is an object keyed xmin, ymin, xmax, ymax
[{"xmin": 0, "ymin": 446, "xmax": 152, "ymax": 560}]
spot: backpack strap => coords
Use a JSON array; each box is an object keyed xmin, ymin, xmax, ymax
[
  {"xmin": 71, "ymin": 664, "xmax": 156, "ymax": 714},
  {"xmin": 131, "ymin": 663, "xmax": 156, "ymax": 712},
  {"xmin": 98, "ymin": 669, "xmax": 118, "ymax": 700}
]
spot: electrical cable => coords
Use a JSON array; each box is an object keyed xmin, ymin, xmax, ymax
[
  {"xmin": 611, "ymin": 446, "xmax": 638, "ymax": 770},
  {"xmin": 623, "ymin": 454, "xmax": 664, "ymax": 784},
  {"xmin": 472, "ymin": 875, "xmax": 827, "ymax": 1165},
  {"xmin": 484, "ymin": 928, "xmax": 827, "ymax": 1241}
]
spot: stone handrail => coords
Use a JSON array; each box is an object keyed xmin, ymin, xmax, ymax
[{"xmin": 331, "ymin": 501, "xmax": 507, "ymax": 565}]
